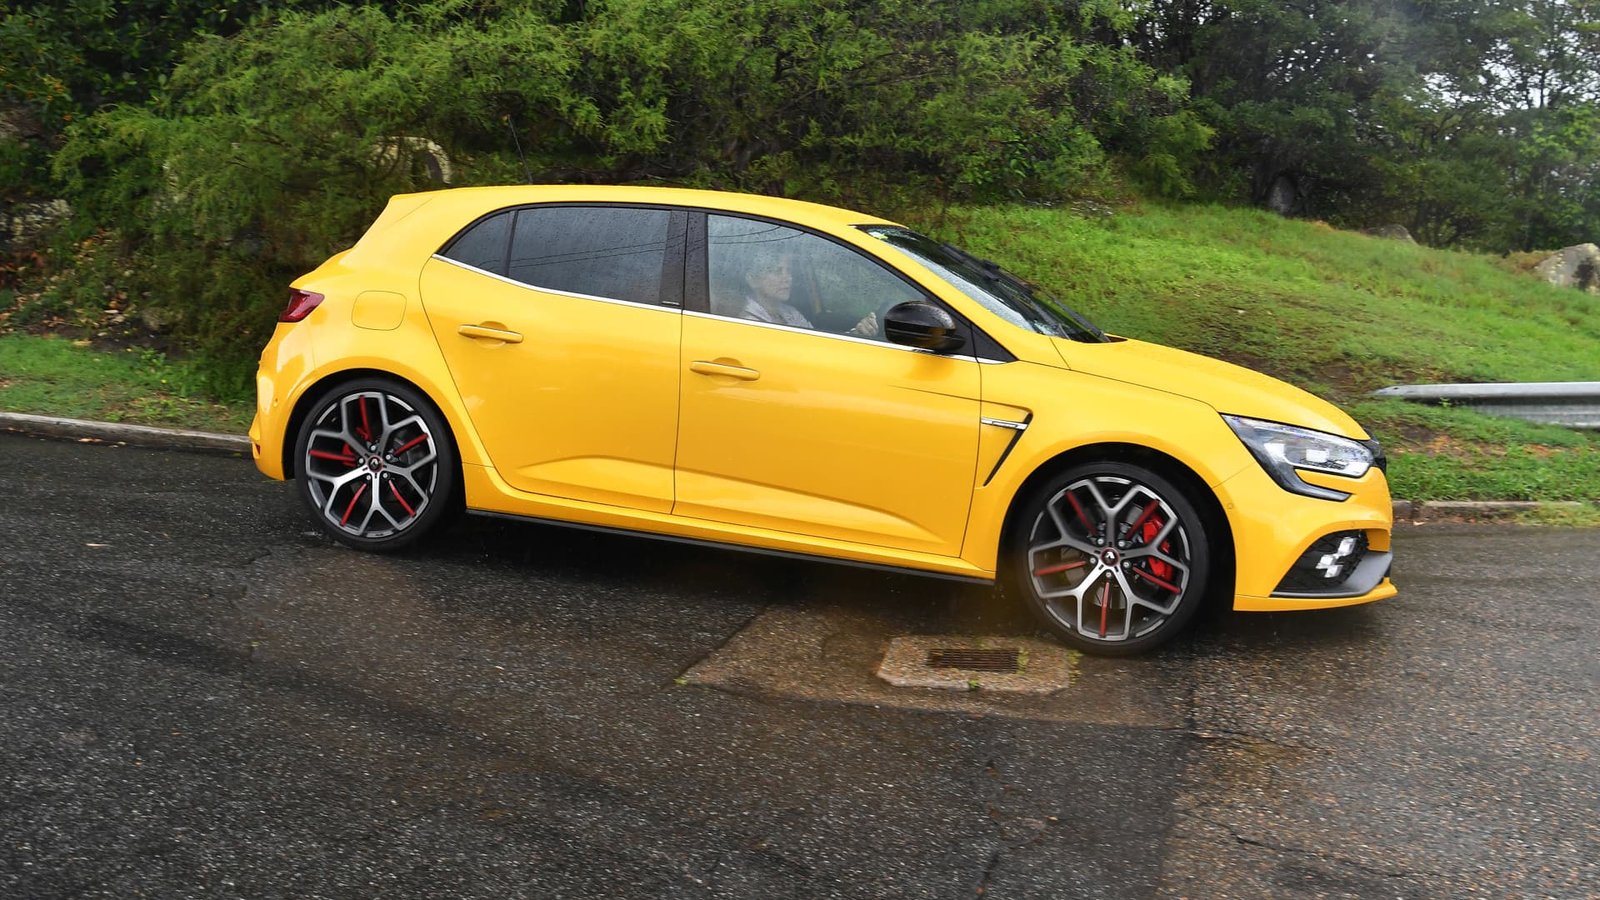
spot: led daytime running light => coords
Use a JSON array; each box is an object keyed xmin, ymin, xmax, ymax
[{"xmin": 1223, "ymin": 415, "xmax": 1375, "ymax": 502}]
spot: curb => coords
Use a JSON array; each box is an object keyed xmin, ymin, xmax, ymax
[
  {"xmin": 1391, "ymin": 499, "xmax": 1589, "ymax": 522},
  {"xmin": 0, "ymin": 411, "xmax": 250, "ymax": 455}
]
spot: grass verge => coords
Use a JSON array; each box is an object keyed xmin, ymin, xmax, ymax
[
  {"xmin": 0, "ymin": 334, "xmax": 252, "ymax": 433},
  {"xmin": 1514, "ymin": 504, "xmax": 1600, "ymax": 528}
]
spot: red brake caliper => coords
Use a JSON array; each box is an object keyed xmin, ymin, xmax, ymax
[{"xmin": 1142, "ymin": 512, "xmax": 1175, "ymax": 588}]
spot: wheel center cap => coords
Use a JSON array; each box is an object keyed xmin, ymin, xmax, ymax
[
  {"xmin": 1100, "ymin": 548, "xmax": 1120, "ymax": 567},
  {"xmin": 366, "ymin": 456, "xmax": 384, "ymax": 473}
]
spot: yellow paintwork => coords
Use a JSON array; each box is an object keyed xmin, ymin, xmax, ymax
[
  {"xmin": 418, "ymin": 256, "xmax": 682, "ymax": 512},
  {"xmin": 250, "ymin": 184, "xmax": 1395, "ymax": 611},
  {"xmin": 351, "ymin": 290, "xmax": 407, "ymax": 331},
  {"xmin": 676, "ymin": 313, "xmax": 980, "ymax": 554}
]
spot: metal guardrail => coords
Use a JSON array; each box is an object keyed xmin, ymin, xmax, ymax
[{"xmin": 1370, "ymin": 382, "xmax": 1600, "ymax": 429}]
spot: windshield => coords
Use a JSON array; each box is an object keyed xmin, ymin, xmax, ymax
[{"xmin": 859, "ymin": 226, "xmax": 1108, "ymax": 343}]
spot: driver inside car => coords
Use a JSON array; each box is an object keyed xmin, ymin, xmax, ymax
[{"xmin": 737, "ymin": 249, "xmax": 879, "ymax": 338}]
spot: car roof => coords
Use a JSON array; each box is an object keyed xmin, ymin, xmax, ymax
[{"xmin": 396, "ymin": 184, "xmax": 902, "ymax": 232}]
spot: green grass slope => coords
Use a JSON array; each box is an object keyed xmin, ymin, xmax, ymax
[
  {"xmin": 0, "ymin": 334, "xmax": 253, "ymax": 434},
  {"xmin": 943, "ymin": 203, "xmax": 1600, "ymax": 502}
]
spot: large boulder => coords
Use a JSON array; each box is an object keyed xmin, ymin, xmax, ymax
[
  {"xmin": 1533, "ymin": 243, "xmax": 1600, "ymax": 294},
  {"xmin": 1, "ymin": 199, "xmax": 71, "ymax": 251},
  {"xmin": 0, "ymin": 105, "xmax": 46, "ymax": 142}
]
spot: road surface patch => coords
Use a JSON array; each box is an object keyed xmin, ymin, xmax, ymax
[
  {"xmin": 875, "ymin": 634, "xmax": 1074, "ymax": 693},
  {"xmin": 680, "ymin": 601, "xmax": 1172, "ymax": 725}
]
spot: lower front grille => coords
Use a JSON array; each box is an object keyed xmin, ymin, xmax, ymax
[{"xmin": 1274, "ymin": 530, "xmax": 1372, "ymax": 595}]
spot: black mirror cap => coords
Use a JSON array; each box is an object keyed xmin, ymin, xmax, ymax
[{"xmin": 883, "ymin": 301, "xmax": 966, "ymax": 353}]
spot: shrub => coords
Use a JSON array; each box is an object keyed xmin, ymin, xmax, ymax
[{"xmin": 50, "ymin": 0, "xmax": 1207, "ymax": 386}]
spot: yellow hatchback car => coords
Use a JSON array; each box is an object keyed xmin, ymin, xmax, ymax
[{"xmin": 250, "ymin": 186, "xmax": 1396, "ymax": 654}]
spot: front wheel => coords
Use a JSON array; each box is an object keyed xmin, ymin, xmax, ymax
[
  {"xmin": 293, "ymin": 378, "xmax": 458, "ymax": 552},
  {"xmin": 1006, "ymin": 461, "xmax": 1212, "ymax": 655}
]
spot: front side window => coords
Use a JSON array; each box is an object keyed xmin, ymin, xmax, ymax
[
  {"xmin": 708, "ymin": 215, "xmax": 922, "ymax": 341},
  {"xmin": 505, "ymin": 206, "xmax": 672, "ymax": 305}
]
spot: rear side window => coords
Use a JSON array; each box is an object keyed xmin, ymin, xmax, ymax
[
  {"xmin": 440, "ymin": 211, "xmax": 512, "ymax": 274},
  {"xmin": 507, "ymin": 206, "xmax": 671, "ymax": 305}
]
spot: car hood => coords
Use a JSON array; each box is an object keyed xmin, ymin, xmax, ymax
[{"xmin": 1052, "ymin": 337, "xmax": 1366, "ymax": 439}]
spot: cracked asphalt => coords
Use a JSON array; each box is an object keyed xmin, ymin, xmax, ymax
[{"xmin": 1, "ymin": 432, "xmax": 1596, "ymax": 898}]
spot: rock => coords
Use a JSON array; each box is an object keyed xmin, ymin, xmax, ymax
[
  {"xmin": 0, "ymin": 199, "xmax": 71, "ymax": 250},
  {"xmin": 1361, "ymin": 224, "xmax": 1416, "ymax": 243},
  {"xmin": 1264, "ymin": 173, "xmax": 1300, "ymax": 216},
  {"xmin": 372, "ymin": 136, "xmax": 453, "ymax": 184},
  {"xmin": 1532, "ymin": 243, "xmax": 1600, "ymax": 294},
  {"xmin": 0, "ymin": 105, "xmax": 46, "ymax": 142},
  {"xmin": 139, "ymin": 306, "xmax": 172, "ymax": 333}
]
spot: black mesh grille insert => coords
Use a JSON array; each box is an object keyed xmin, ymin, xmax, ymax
[{"xmin": 1276, "ymin": 531, "xmax": 1370, "ymax": 594}]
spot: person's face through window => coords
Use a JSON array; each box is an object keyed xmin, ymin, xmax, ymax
[{"xmin": 746, "ymin": 254, "xmax": 794, "ymax": 307}]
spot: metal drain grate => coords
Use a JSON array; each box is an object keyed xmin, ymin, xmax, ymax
[{"xmin": 926, "ymin": 648, "xmax": 1020, "ymax": 673}]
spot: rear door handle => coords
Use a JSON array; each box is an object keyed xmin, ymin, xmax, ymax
[
  {"xmin": 690, "ymin": 360, "xmax": 760, "ymax": 381},
  {"xmin": 458, "ymin": 324, "xmax": 524, "ymax": 344}
]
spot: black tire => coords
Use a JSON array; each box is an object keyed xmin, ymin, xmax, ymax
[
  {"xmin": 1005, "ymin": 460, "xmax": 1212, "ymax": 655},
  {"xmin": 292, "ymin": 378, "xmax": 459, "ymax": 552}
]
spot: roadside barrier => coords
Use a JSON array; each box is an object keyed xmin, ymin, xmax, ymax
[{"xmin": 1371, "ymin": 382, "xmax": 1600, "ymax": 430}]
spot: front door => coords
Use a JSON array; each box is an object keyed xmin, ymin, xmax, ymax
[{"xmin": 673, "ymin": 215, "xmax": 981, "ymax": 555}]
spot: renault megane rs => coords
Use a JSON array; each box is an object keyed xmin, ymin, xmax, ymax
[{"xmin": 250, "ymin": 186, "xmax": 1395, "ymax": 654}]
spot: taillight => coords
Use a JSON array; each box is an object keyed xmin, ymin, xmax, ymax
[{"xmin": 280, "ymin": 288, "xmax": 325, "ymax": 323}]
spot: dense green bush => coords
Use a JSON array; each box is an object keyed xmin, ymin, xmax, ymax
[
  {"xmin": 1, "ymin": 1, "xmax": 324, "ymax": 201},
  {"xmin": 1130, "ymin": 0, "xmax": 1600, "ymax": 251},
  {"xmin": 46, "ymin": 0, "xmax": 1206, "ymax": 390},
  {"xmin": 16, "ymin": 0, "xmax": 1598, "ymax": 396}
]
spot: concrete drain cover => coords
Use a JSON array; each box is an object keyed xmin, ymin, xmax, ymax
[
  {"xmin": 679, "ymin": 604, "xmax": 1168, "ymax": 724},
  {"xmin": 877, "ymin": 635, "xmax": 1073, "ymax": 693}
]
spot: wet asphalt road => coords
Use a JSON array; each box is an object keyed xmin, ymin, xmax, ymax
[{"xmin": 1, "ymin": 432, "xmax": 1596, "ymax": 899}]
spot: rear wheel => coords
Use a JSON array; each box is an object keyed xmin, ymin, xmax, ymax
[
  {"xmin": 293, "ymin": 378, "xmax": 458, "ymax": 551},
  {"xmin": 1007, "ymin": 461, "xmax": 1211, "ymax": 655}
]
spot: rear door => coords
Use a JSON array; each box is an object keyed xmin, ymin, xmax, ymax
[{"xmin": 419, "ymin": 205, "xmax": 686, "ymax": 512}]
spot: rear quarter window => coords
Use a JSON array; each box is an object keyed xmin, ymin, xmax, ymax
[
  {"xmin": 440, "ymin": 211, "xmax": 512, "ymax": 274},
  {"xmin": 507, "ymin": 206, "xmax": 670, "ymax": 305}
]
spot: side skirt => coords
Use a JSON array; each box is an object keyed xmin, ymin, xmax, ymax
[{"xmin": 467, "ymin": 509, "xmax": 996, "ymax": 586}]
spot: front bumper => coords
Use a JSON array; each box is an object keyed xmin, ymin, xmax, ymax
[{"xmin": 1218, "ymin": 460, "xmax": 1397, "ymax": 613}]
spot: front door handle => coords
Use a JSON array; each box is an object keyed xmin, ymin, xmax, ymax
[
  {"xmin": 458, "ymin": 323, "xmax": 524, "ymax": 344},
  {"xmin": 690, "ymin": 360, "xmax": 760, "ymax": 381}
]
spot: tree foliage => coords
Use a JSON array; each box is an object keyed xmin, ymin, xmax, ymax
[
  {"xmin": 1, "ymin": 1, "xmax": 322, "ymax": 199},
  {"xmin": 4, "ymin": 0, "xmax": 1599, "ymax": 393},
  {"xmin": 37, "ymin": 0, "xmax": 1207, "ymax": 382},
  {"xmin": 1130, "ymin": 0, "xmax": 1600, "ymax": 250}
]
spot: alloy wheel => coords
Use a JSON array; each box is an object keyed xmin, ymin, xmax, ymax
[
  {"xmin": 1025, "ymin": 474, "xmax": 1196, "ymax": 645},
  {"xmin": 301, "ymin": 389, "xmax": 440, "ymax": 540}
]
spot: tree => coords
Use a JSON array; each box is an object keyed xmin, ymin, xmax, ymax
[
  {"xmin": 1131, "ymin": 0, "xmax": 1600, "ymax": 249},
  {"xmin": 48, "ymin": 0, "xmax": 1209, "ymax": 382}
]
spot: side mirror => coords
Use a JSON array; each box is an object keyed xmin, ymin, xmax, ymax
[{"xmin": 883, "ymin": 302, "xmax": 966, "ymax": 353}]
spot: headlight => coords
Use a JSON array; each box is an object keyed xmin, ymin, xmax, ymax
[{"xmin": 1222, "ymin": 415, "xmax": 1374, "ymax": 501}]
